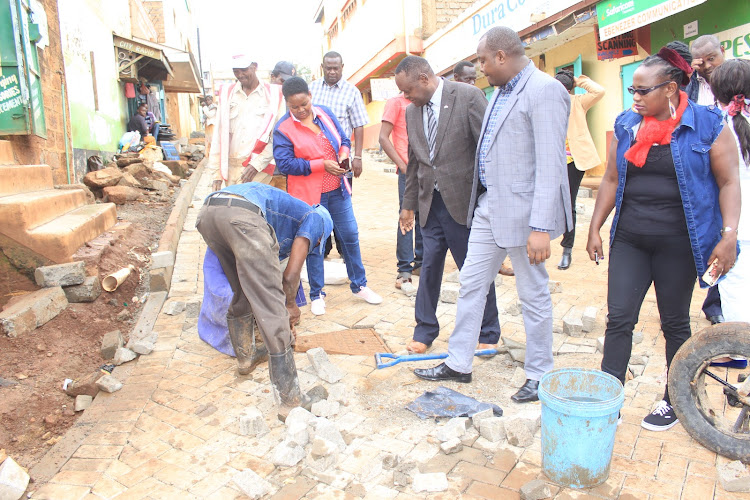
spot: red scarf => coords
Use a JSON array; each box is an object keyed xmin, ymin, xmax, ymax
[{"xmin": 624, "ymin": 90, "xmax": 689, "ymax": 167}]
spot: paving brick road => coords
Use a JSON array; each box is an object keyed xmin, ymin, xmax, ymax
[{"xmin": 30, "ymin": 155, "xmax": 750, "ymax": 499}]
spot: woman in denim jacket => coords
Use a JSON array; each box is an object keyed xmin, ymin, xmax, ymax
[{"xmin": 586, "ymin": 47, "xmax": 741, "ymax": 431}]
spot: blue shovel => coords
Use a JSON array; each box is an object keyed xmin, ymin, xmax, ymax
[{"xmin": 374, "ymin": 349, "xmax": 499, "ymax": 369}]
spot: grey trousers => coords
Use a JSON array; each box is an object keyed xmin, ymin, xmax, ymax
[
  {"xmin": 196, "ymin": 202, "xmax": 293, "ymax": 354},
  {"xmin": 446, "ymin": 193, "xmax": 553, "ymax": 379}
]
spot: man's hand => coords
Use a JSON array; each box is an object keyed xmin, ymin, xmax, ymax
[
  {"xmin": 240, "ymin": 166, "xmax": 258, "ymax": 183},
  {"xmin": 692, "ymin": 57, "xmax": 704, "ymax": 73},
  {"xmin": 287, "ymin": 303, "xmax": 301, "ymax": 330},
  {"xmin": 707, "ymin": 232, "xmax": 738, "ymax": 278},
  {"xmin": 352, "ymin": 158, "xmax": 363, "ymax": 178},
  {"xmin": 399, "ymin": 209, "xmax": 415, "ymax": 235},
  {"xmin": 396, "ymin": 158, "xmax": 408, "ymax": 175},
  {"xmin": 212, "ymin": 179, "xmax": 223, "ymax": 192},
  {"xmin": 324, "ymin": 160, "xmax": 346, "ymax": 176},
  {"xmin": 526, "ymin": 231, "xmax": 551, "ymax": 265}
]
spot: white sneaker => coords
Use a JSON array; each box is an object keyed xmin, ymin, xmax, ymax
[
  {"xmin": 310, "ymin": 298, "xmax": 326, "ymax": 316},
  {"xmin": 353, "ymin": 286, "xmax": 383, "ymax": 304}
]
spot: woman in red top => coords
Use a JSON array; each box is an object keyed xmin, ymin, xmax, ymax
[{"xmin": 273, "ymin": 77, "xmax": 382, "ymax": 316}]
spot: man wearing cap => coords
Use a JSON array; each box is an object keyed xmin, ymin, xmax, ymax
[
  {"xmin": 196, "ymin": 182, "xmax": 333, "ymax": 412},
  {"xmin": 271, "ymin": 61, "xmax": 296, "ymax": 85},
  {"xmin": 209, "ymin": 55, "xmax": 286, "ymax": 191}
]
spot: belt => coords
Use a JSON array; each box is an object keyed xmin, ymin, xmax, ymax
[{"xmin": 206, "ymin": 196, "xmax": 261, "ymax": 215}]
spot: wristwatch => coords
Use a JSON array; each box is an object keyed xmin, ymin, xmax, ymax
[
  {"xmin": 352, "ymin": 155, "xmax": 362, "ymax": 160},
  {"xmin": 721, "ymin": 226, "xmax": 736, "ymax": 236}
]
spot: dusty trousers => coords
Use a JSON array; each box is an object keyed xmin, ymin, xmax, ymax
[{"xmin": 196, "ymin": 200, "xmax": 293, "ymax": 354}]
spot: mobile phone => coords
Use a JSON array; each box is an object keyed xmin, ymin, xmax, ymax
[
  {"xmin": 702, "ymin": 261, "xmax": 719, "ymax": 287},
  {"xmin": 339, "ymin": 158, "xmax": 350, "ymax": 171}
]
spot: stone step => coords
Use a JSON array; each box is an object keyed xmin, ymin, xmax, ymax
[
  {"xmin": 0, "ymin": 140, "xmax": 14, "ymax": 165},
  {"xmin": 0, "ymin": 164, "xmax": 54, "ymax": 197},
  {"xmin": 24, "ymin": 203, "xmax": 118, "ymax": 263},
  {"xmin": 0, "ymin": 189, "xmax": 89, "ymax": 238}
]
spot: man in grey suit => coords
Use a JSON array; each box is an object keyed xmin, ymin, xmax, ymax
[
  {"xmin": 414, "ymin": 27, "xmax": 572, "ymax": 403},
  {"xmin": 395, "ymin": 56, "xmax": 501, "ymax": 356}
]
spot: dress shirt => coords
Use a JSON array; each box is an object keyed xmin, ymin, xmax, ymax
[
  {"xmin": 478, "ymin": 61, "xmax": 533, "ymax": 187},
  {"xmin": 422, "ymin": 78, "xmax": 444, "ymax": 156},
  {"xmin": 309, "ymin": 78, "xmax": 368, "ymax": 139},
  {"xmin": 696, "ymin": 75, "xmax": 715, "ymax": 106}
]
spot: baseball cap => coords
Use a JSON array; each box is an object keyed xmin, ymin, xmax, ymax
[
  {"xmin": 272, "ymin": 61, "xmax": 296, "ymax": 80},
  {"xmin": 231, "ymin": 54, "xmax": 256, "ymax": 69}
]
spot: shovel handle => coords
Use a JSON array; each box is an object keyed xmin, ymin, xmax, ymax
[{"xmin": 374, "ymin": 349, "xmax": 498, "ymax": 369}]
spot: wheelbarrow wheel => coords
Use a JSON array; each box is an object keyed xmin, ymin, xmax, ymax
[{"xmin": 668, "ymin": 322, "xmax": 750, "ymax": 461}]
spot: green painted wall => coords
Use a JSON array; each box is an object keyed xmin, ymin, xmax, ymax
[{"xmin": 650, "ymin": 0, "xmax": 750, "ymax": 48}]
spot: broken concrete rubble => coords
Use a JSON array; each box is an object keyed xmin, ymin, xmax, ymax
[
  {"xmin": 74, "ymin": 395, "xmax": 92, "ymax": 412},
  {"xmin": 0, "ymin": 287, "xmax": 68, "ymax": 338},
  {"xmin": 96, "ymin": 374, "xmax": 122, "ymax": 393},
  {"xmin": 440, "ymin": 438, "xmax": 463, "ymax": 454},
  {"xmin": 63, "ymin": 276, "xmax": 102, "ymax": 303},
  {"xmin": 239, "ymin": 407, "xmax": 269, "ymax": 437},
  {"xmin": 100, "ymin": 330, "xmax": 123, "ymax": 359},
  {"xmin": 479, "ymin": 417, "xmax": 506, "ymax": 443},
  {"xmin": 0, "ymin": 456, "xmax": 29, "ymax": 500},
  {"xmin": 232, "ymin": 469, "xmax": 271, "ymax": 499},
  {"xmin": 520, "ymin": 478, "xmax": 552, "ymax": 500},
  {"xmin": 306, "ymin": 347, "xmax": 344, "ymax": 383},
  {"xmin": 272, "ymin": 439, "xmax": 306, "ymax": 467},
  {"xmin": 35, "ymin": 261, "xmax": 86, "ymax": 287},
  {"xmin": 311, "ymin": 399, "xmax": 340, "ymax": 418},
  {"xmin": 113, "ymin": 347, "xmax": 137, "ymax": 365},
  {"xmin": 435, "ymin": 417, "xmax": 469, "ymax": 442}
]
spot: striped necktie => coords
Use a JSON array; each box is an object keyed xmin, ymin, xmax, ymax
[{"xmin": 426, "ymin": 100, "xmax": 437, "ymax": 163}]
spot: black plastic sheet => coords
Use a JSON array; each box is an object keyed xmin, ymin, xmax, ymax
[{"xmin": 406, "ymin": 386, "xmax": 503, "ymax": 419}]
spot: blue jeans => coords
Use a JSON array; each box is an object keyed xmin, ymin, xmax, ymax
[
  {"xmin": 397, "ymin": 172, "xmax": 423, "ymax": 274},
  {"xmin": 306, "ymin": 187, "xmax": 367, "ymax": 300}
]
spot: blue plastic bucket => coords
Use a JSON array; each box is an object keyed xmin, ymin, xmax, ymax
[{"xmin": 538, "ymin": 368, "xmax": 624, "ymax": 489}]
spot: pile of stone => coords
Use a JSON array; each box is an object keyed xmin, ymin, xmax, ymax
[
  {"xmin": 0, "ymin": 261, "xmax": 101, "ymax": 337},
  {"xmin": 82, "ymin": 151, "xmax": 199, "ymax": 205},
  {"xmin": 0, "ymin": 449, "xmax": 30, "ymax": 500}
]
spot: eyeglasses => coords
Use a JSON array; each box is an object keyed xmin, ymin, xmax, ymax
[{"xmin": 627, "ymin": 80, "xmax": 671, "ymax": 96}]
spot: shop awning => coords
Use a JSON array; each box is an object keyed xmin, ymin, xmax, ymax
[
  {"xmin": 349, "ymin": 35, "xmax": 423, "ymax": 88},
  {"xmin": 114, "ymin": 35, "xmax": 173, "ymax": 82},
  {"xmin": 161, "ymin": 47, "xmax": 202, "ymax": 93}
]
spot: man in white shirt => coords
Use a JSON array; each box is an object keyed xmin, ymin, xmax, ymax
[
  {"xmin": 689, "ymin": 35, "xmax": 725, "ymax": 106},
  {"xmin": 209, "ymin": 55, "xmax": 285, "ymax": 191}
]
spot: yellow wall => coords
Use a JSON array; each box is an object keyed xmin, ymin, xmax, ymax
[
  {"xmin": 362, "ymin": 100, "xmax": 387, "ymax": 149},
  {"xmin": 531, "ymin": 31, "xmax": 650, "ymax": 176}
]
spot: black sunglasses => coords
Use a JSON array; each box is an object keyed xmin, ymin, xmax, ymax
[{"xmin": 627, "ymin": 80, "xmax": 671, "ymax": 96}]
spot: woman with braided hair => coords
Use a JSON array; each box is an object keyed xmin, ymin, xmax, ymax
[
  {"xmin": 712, "ymin": 59, "xmax": 750, "ymax": 326},
  {"xmin": 587, "ymin": 46, "xmax": 741, "ymax": 431}
]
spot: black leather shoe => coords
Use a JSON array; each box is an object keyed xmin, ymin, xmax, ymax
[
  {"xmin": 414, "ymin": 362, "xmax": 472, "ymax": 383},
  {"xmin": 709, "ymin": 315, "xmax": 724, "ymax": 325},
  {"xmin": 511, "ymin": 379, "xmax": 539, "ymax": 403},
  {"xmin": 557, "ymin": 247, "xmax": 572, "ymax": 270}
]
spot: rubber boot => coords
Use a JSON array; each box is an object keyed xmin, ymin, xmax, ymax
[
  {"xmin": 558, "ymin": 247, "xmax": 572, "ymax": 270},
  {"xmin": 227, "ymin": 313, "xmax": 268, "ymax": 375},
  {"xmin": 269, "ymin": 346, "xmax": 311, "ymax": 421}
]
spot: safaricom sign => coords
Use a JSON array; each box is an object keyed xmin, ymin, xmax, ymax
[{"xmin": 596, "ymin": 0, "xmax": 707, "ymax": 41}]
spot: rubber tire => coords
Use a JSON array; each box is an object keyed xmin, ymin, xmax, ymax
[{"xmin": 668, "ymin": 322, "xmax": 750, "ymax": 461}]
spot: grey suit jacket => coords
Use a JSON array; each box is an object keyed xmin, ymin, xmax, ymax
[
  {"xmin": 402, "ymin": 79, "xmax": 488, "ymax": 227},
  {"xmin": 468, "ymin": 63, "xmax": 573, "ymax": 248}
]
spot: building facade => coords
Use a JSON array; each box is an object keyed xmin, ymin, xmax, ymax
[
  {"xmin": 314, "ymin": 0, "xmax": 748, "ymax": 174},
  {"xmin": 0, "ymin": 0, "xmax": 202, "ymax": 182}
]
